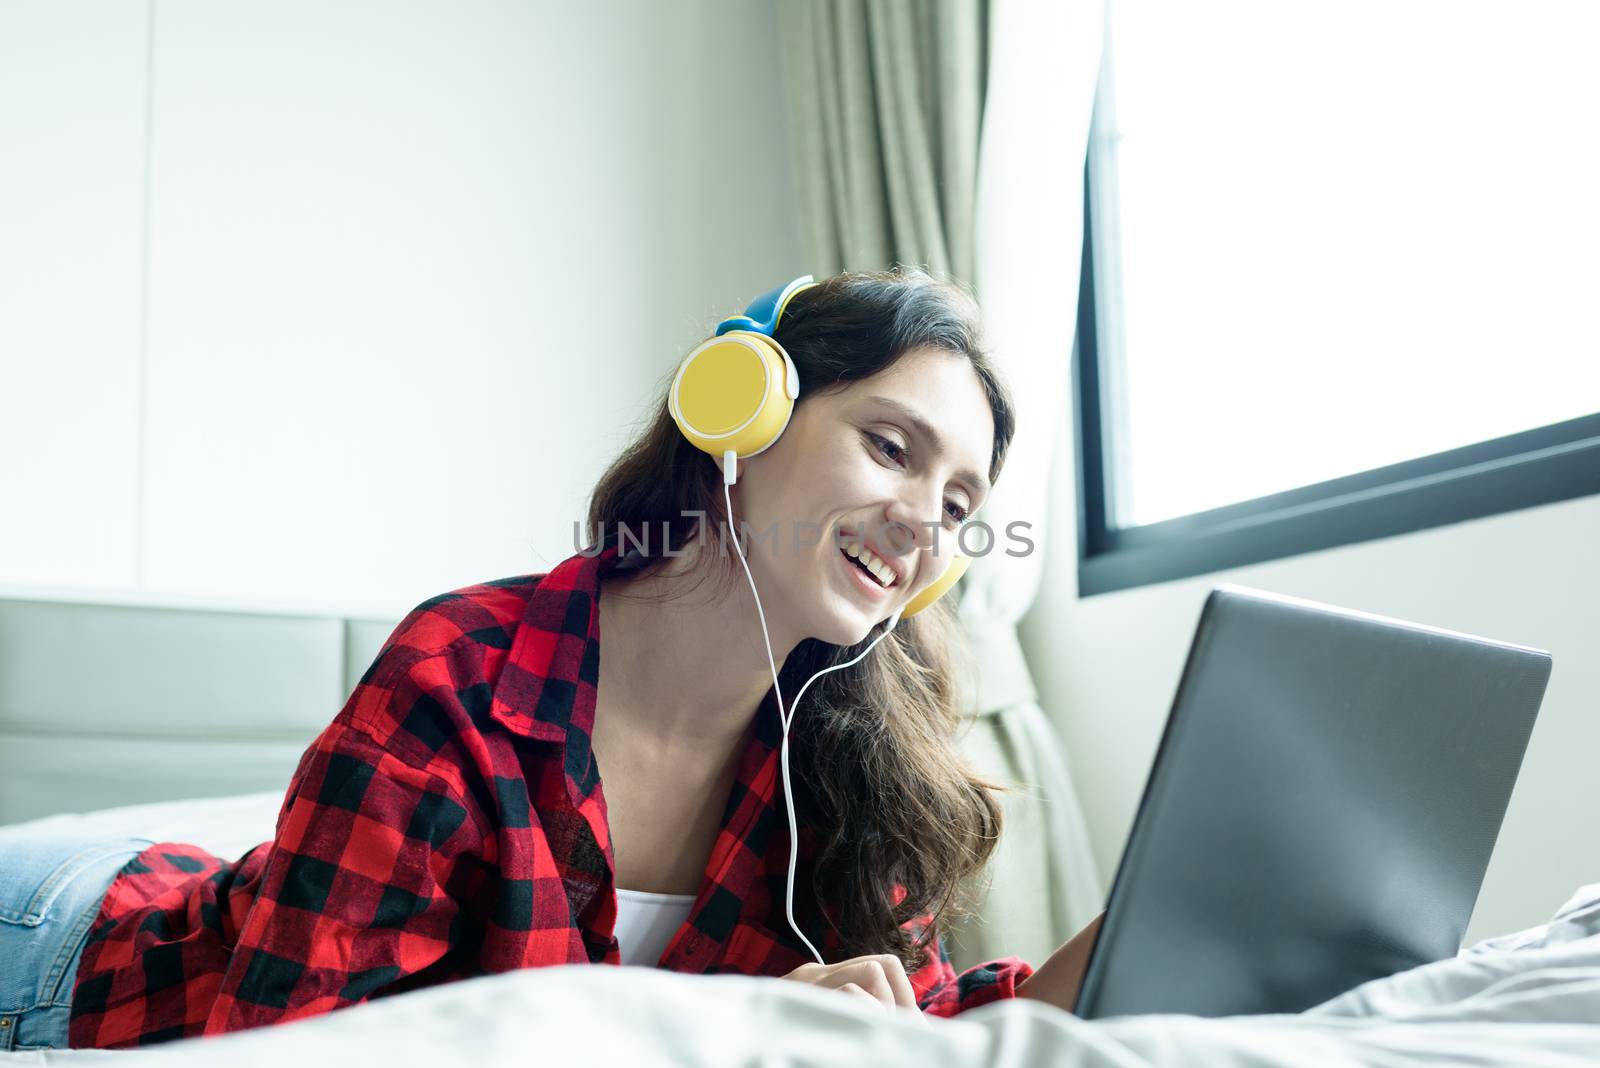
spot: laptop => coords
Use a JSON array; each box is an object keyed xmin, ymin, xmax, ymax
[{"xmin": 1072, "ymin": 584, "xmax": 1552, "ymax": 1019}]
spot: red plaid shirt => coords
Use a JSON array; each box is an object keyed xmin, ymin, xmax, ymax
[{"xmin": 69, "ymin": 544, "xmax": 1033, "ymax": 1048}]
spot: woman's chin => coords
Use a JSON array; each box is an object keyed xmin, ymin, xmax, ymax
[{"xmin": 812, "ymin": 599, "xmax": 883, "ymax": 647}]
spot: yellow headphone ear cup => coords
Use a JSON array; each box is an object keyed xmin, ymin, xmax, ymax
[
  {"xmin": 670, "ymin": 333, "xmax": 796, "ymax": 459},
  {"xmin": 900, "ymin": 552, "xmax": 972, "ymax": 619}
]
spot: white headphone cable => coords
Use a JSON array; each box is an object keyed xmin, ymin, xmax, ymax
[{"xmin": 721, "ymin": 461, "xmax": 901, "ymax": 965}]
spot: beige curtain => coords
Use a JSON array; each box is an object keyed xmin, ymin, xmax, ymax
[
  {"xmin": 778, "ymin": 0, "xmax": 1108, "ymax": 971},
  {"xmin": 778, "ymin": 0, "xmax": 985, "ymax": 282}
]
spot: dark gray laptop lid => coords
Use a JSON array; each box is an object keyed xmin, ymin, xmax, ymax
[{"xmin": 1073, "ymin": 584, "xmax": 1552, "ymax": 1019}]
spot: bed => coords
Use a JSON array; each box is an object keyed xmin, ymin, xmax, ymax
[{"xmin": 3, "ymin": 792, "xmax": 1597, "ymax": 1066}]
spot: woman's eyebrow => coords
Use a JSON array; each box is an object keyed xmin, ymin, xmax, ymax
[{"xmin": 865, "ymin": 394, "xmax": 991, "ymax": 497}]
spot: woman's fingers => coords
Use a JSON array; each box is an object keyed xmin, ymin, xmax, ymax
[
  {"xmin": 845, "ymin": 955, "xmax": 917, "ymax": 1010},
  {"xmin": 832, "ymin": 959, "xmax": 905, "ymax": 1011},
  {"xmin": 838, "ymin": 962, "xmax": 894, "ymax": 1011},
  {"xmin": 837, "ymin": 981, "xmax": 882, "ymax": 1010},
  {"xmin": 872, "ymin": 953, "xmax": 919, "ymax": 1010},
  {"xmin": 782, "ymin": 953, "xmax": 922, "ymax": 1014}
]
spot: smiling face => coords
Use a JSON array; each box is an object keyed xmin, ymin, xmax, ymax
[{"xmin": 731, "ymin": 346, "xmax": 996, "ymax": 647}]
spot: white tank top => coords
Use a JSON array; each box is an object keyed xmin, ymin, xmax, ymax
[{"xmin": 613, "ymin": 887, "xmax": 696, "ymax": 967}]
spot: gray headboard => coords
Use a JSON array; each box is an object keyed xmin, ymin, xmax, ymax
[{"xmin": 0, "ymin": 596, "xmax": 400, "ymax": 825}]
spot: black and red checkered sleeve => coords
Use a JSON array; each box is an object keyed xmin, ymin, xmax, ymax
[
  {"xmin": 201, "ymin": 718, "xmax": 485, "ymax": 1035},
  {"xmin": 906, "ymin": 914, "xmax": 1034, "ymax": 1017}
]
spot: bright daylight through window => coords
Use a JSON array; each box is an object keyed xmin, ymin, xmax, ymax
[{"xmin": 1094, "ymin": 0, "xmax": 1600, "ymax": 528}]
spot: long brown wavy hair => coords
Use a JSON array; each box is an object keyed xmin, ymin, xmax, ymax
[{"xmin": 583, "ymin": 266, "xmax": 1018, "ymax": 970}]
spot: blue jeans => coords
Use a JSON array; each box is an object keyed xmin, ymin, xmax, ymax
[{"xmin": 0, "ymin": 829, "xmax": 153, "ymax": 1051}]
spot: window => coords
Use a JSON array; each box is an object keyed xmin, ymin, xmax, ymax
[{"xmin": 1076, "ymin": 0, "xmax": 1600, "ymax": 597}]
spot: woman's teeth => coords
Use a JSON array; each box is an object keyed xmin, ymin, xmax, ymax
[{"xmin": 843, "ymin": 542, "xmax": 896, "ymax": 588}]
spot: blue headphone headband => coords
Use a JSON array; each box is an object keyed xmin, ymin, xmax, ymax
[{"xmin": 714, "ymin": 275, "xmax": 816, "ymax": 338}]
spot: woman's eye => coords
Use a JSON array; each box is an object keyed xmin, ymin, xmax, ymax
[
  {"xmin": 868, "ymin": 431, "xmax": 970, "ymax": 526},
  {"xmin": 866, "ymin": 431, "xmax": 906, "ymax": 465}
]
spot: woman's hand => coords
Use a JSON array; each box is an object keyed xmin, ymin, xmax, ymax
[
  {"xmin": 1015, "ymin": 910, "xmax": 1106, "ymax": 1014},
  {"xmin": 781, "ymin": 953, "xmax": 920, "ymax": 1014}
]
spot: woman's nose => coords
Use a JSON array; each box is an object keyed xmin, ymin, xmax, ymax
[{"xmin": 882, "ymin": 490, "xmax": 949, "ymax": 557}]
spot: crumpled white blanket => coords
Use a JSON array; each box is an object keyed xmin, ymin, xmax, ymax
[{"xmin": 5, "ymin": 794, "xmax": 1598, "ymax": 1066}]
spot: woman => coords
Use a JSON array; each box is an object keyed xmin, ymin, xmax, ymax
[{"xmin": 0, "ymin": 268, "xmax": 1100, "ymax": 1052}]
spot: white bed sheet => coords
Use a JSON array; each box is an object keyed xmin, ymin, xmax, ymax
[
  {"xmin": 4, "ymin": 791, "xmax": 286, "ymax": 863},
  {"xmin": 4, "ymin": 794, "xmax": 1597, "ymax": 1067}
]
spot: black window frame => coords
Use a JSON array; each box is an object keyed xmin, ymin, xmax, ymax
[{"xmin": 1073, "ymin": 62, "xmax": 1600, "ymax": 600}]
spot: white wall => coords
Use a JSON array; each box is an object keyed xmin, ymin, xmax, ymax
[
  {"xmin": 1022, "ymin": 416, "xmax": 1600, "ymax": 945},
  {"xmin": 1, "ymin": 0, "xmax": 804, "ymax": 617}
]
